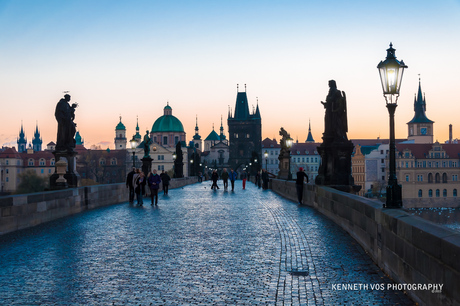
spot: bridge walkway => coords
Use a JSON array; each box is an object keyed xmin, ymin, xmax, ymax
[{"xmin": 0, "ymin": 182, "xmax": 414, "ymax": 305}]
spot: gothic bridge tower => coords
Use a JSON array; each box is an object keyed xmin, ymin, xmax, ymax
[{"xmin": 227, "ymin": 84, "xmax": 261, "ymax": 172}]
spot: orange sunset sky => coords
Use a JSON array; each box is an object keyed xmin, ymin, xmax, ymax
[{"xmin": 1, "ymin": 0, "xmax": 460, "ymax": 149}]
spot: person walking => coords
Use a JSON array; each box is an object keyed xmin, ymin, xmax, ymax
[
  {"xmin": 126, "ymin": 167, "xmax": 136, "ymax": 203},
  {"xmin": 295, "ymin": 167, "xmax": 309, "ymax": 204},
  {"xmin": 161, "ymin": 170, "xmax": 171, "ymax": 195},
  {"xmin": 221, "ymin": 168, "xmax": 229, "ymax": 190},
  {"xmin": 262, "ymin": 169, "xmax": 269, "ymax": 190},
  {"xmin": 255, "ymin": 170, "xmax": 261, "ymax": 189},
  {"xmin": 148, "ymin": 169, "xmax": 162, "ymax": 206},
  {"xmin": 241, "ymin": 170, "xmax": 247, "ymax": 190},
  {"xmin": 133, "ymin": 169, "xmax": 145, "ymax": 206},
  {"xmin": 229, "ymin": 168, "xmax": 237, "ymax": 191},
  {"xmin": 211, "ymin": 170, "xmax": 219, "ymax": 190}
]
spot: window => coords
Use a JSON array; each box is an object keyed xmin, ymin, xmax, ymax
[
  {"xmin": 158, "ymin": 155, "xmax": 164, "ymax": 160},
  {"xmin": 51, "ymin": 159, "xmax": 55, "ymax": 166},
  {"xmin": 429, "ymin": 189, "xmax": 433, "ymax": 197},
  {"xmin": 100, "ymin": 159, "xmax": 106, "ymax": 165},
  {"xmin": 405, "ymin": 175, "xmax": 409, "ymax": 182},
  {"xmin": 381, "ymin": 168, "xmax": 385, "ymax": 173},
  {"xmin": 453, "ymin": 175, "xmax": 458, "ymax": 182},
  {"xmin": 417, "ymin": 175, "xmax": 423, "ymax": 182},
  {"xmin": 111, "ymin": 158, "xmax": 117, "ymax": 165},
  {"xmin": 435, "ymin": 173, "xmax": 440, "ymax": 183},
  {"xmin": 6, "ymin": 169, "xmax": 8, "ymax": 174},
  {"xmin": 443, "ymin": 189, "xmax": 447, "ymax": 197},
  {"xmin": 454, "ymin": 189, "xmax": 458, "ymax": 197},
  {"xmin": 436, "ymin": 189, "xmax": 440, "ymax": 197},
  {"xmin": 39, "ymin": 159, "xmax": 45, "ymax": 166},
  {"xmin": 158, "ymin": 165, "xmax": 164, "ymax": 171},
  {"xmin": 175, "ymin": 136, "xmax": 179, "ymax": 144},
  {"xmin": 418, "ymin": 190, "xmax": 422, "ymax": 198},
  {"xmin": 381, "ymin": 159, "xmax": 384, "ymax": 164},
  {"xmin": 428, "ymin": 173, "xmax": 433, "ymax": 183},
  {"xmin": 28, "ymin": 159, "xmax": 34, "ymax": 166},
  {"xmin": 163, "ymin": 136, "xmax": 168, "ymax": 145},
  {"xmin": 41, "ymin": 169, "xmax": 44, "ymax": 174},
  {"xmin": 442, "ymin": 173, "xmax": 448, "ymax": 183},
  {"xmin": 6, "ymin": 160, "xmax": 8, "ymax": 165}
]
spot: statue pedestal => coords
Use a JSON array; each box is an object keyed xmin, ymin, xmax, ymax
[
  {"xmin": 50, "ymin": 150, "xmax": 80, "ymax": 189},
  {"xmin": 277, "ymin": 154, "xmax": 291, "ymax": 180},
  {"xmin": 315, "ymin": 140, "xmax": 361, "ymax": 193},
  {"xmin": 141, "ymin": 156, "xmax": 153, "ymax": 176}
]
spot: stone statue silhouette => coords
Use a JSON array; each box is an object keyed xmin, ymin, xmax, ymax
[
  {"xmin": 143, "ymin": 130, "xmax": 151, "ymax": 157},
  {"xmin": 321, "ymin": 80, "xmax": 348, "ymax": 142},
  {"xmin": 55, "ymin": 94, "xmax": 77, "ymax": 152}
]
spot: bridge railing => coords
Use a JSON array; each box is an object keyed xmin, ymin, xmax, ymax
[
  {"xmin": 271, "ymin": 179, "xmax": 460, "ymax": 306},
  {"xmin": 0, "ymin": 177, "xmax": 198, "ymax": 235}
]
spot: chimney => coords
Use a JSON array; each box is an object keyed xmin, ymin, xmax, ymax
[{"xmin": 449, "ymin": 124, "xmax": 453, "ymax": 144}]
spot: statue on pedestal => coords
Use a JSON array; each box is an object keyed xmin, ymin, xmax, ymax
[
  {"xmin": 316, "ymin": 80, "xmax": 360, "ymax": 193},
  {"xmin": 55, "ymin": 94, "xmax": 78, "ymax": 153},
  {"xmin": 277, "ymin": 127, "xmax": 291, "ymax": 180}
]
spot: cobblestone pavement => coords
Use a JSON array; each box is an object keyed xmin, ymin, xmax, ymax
[{"xmin": 0, "ymin": 182, "xmax": 414, "ymax": 305}]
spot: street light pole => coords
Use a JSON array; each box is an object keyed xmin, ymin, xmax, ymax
[
  {"xmin": 264, "ymin": 151, "xmax": 268, "ymax": 171},
  {"xmin": 377, "ymin": 43, "xmax": 407, "ymax": 208},
  {"xmin": 130, "ymin": 138, "xmax": 137, "ymax": 168},
  {"xmin": 286, "ymin": 137, "xmax": 293, "ymax": 180}
]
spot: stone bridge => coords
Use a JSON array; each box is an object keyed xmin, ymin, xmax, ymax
[{"xmin": 0, "ymin": 178, "xmax": 458, "ymax": 305}]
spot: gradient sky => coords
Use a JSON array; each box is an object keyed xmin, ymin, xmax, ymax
[{"xmin": 1, "ymin": 0, "xmax": 460, "ymax": 149}]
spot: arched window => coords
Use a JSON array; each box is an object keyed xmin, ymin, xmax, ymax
[
  {"xmin": 428, "ymin": 173, "xmax": 433, "ymax": 183},
  {"xmin": 436, "ymin": 189, "xmax": 440, "ymax": 197},
  {"xmin": 429, "ymin": 189, "xmax": 433, "ymax": 197},
  {"xmin": 442, "ymin": 173, "xmax": 448, "ymax": 183},
  {"xmin": 443, "ymin": 189, "xmax": 447, "ymax": 197},
  {"xmin": 454, "ymin": 189, "xmax": 458, "ymax": 197},
  {"xmin": 111, "ymin": 158, "xmax": 117, "ymax": 165},
  {"xmin": 100, "ymin": 159, "xmax": 106, "ymax": 165},
  {"xmin": 435, "ymin": 173, "xmax": 441, "ymax": 183},
  {"xmin": 28, "ymin": 159, "xmax": 34, "ymax": 166},
  {"xmin": 418, "ymin": 189, "xmax": 422, "ymax": 198}
]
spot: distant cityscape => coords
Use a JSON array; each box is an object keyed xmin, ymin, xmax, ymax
[{"xmin": 1, "ymin": 81, "xmax": 459, "ymax": 208}]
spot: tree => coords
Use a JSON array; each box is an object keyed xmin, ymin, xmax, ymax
[{"xmin": 16, "ymin": 170, "xmax": 48, "ymax": 194}]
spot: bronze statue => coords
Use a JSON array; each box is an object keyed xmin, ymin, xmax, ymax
[
  {"xmin": 55, "ymin": 94, "xmax": 77, "ymax": 152},
  {"xmin": 143, "ymin": 130, "xmax": 151, "ymax": 157}
]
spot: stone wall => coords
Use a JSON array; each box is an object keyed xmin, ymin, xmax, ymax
[
  {"xmin": 0, "ymin": 177, "xmax": 197, "ymax": 235},
  {"xmin": 271, "ymin": 179, "xmax": 460, "ymax": 306}
]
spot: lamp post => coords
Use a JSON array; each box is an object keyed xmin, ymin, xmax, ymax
[
  {"xmin": 190, "ymin": 158, "xmax": 194, "ymax": 176},
  {"xmin": 264, "ymin": 151, "xmax": 268, "ymax": 171},
  {"xmin": 377, "ymin": 42, "xmax": 407, "ymax": 208},
  {"xmin": 130, "ymin": 138, "xmax": 137, "ymax": 168},
  {"xmin": 172, "ymin": 152, "xmax": 177, "ymax": 178},
  {"xmin": 286, "ymin": 137, "xmax": 293, "ymax": 180}
]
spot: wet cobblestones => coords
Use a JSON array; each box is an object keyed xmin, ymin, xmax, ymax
[{"xmin": 0, "ymin": 183, "xmax": 414, "ymax": 305}]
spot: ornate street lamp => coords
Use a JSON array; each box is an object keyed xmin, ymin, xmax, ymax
[
  {"xmin": 172, "ymin": 152, "xmax": 177, "ymax": 178},
  {"xmin": 264, "ymin": 150, "xmax": 268, "ymax": 171},
  {"xmin": 130, "ymin": 138, "xmax": 137, "ymax": 168},
  {"xmin": 286, "ymin": 137, "xmax": 293, "ymax": 180},
  {"xmin": 377, "ymin": 43, "xmax": 407, "ymax": 208}
]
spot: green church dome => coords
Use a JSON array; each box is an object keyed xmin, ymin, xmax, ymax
[
  {"xmin": 116, "ymin": 117, "xmax": 126, "ymax": 130},
  {"xmin": 151, "ymin": 104, "xmax": 184, "ymax": 133}
]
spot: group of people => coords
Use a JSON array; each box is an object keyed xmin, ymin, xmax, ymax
[
  {"xmin": 210, "ymin": 168, "xmax": 239, "ymax": 191},
  {"xmin": 126, "ymin": 168, "xmax": 171, "ymax": 206}
]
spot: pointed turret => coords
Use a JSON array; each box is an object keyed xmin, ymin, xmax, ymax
[
  {"xmin": 134, "ymin": 116, "xmax": 142, "ymax": 141},
  {"xmin": 193, "ymin": 115, "xmax": 201, "ymax": 140},
  {"xmin": 17, "ymin": 122, "xmax": 27, "ymax": 153},
  {"xmin": 306, "ymin": 120, "xmax": 315, "ymax": 143},
  {"xmin": 407, "ymin": 78, "xmax": 435, "ymax": 144},
  {"xmin": 32, "ymin": 122, "xmax": 42, "ymax": 151},
  {"xmin": 407, "ymin": 78, "xmax": 434, "ymax": 125},
  {"xmin": 254, "ymin": 97, "xmax": 261, "ymax": 119}
]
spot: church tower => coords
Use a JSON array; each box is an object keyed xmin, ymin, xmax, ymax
[
  {"xmin": 114, "ymin": 116, "xmax": 127, "ymax": 150},
  {"xmin": 17, "ymin": 122, "xmax": 27, "ymax": 153},
  {"xmin": 32, "ymin": 122, "xmax": 43, "ymax": 152},
  {"xmin": 227, "ymin": 84, "xmax": 262, "ymax": 171},
  {"xmin": 407, "ymin": 78, "xmax": 434, "ymax": 144},
  {"xmin": 192, "ymin": 116, "xmax": 202, "ymax": 150},
  {"xmin": 306, "ymin": 119, "xmax": 315, "ymax": 143}
]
